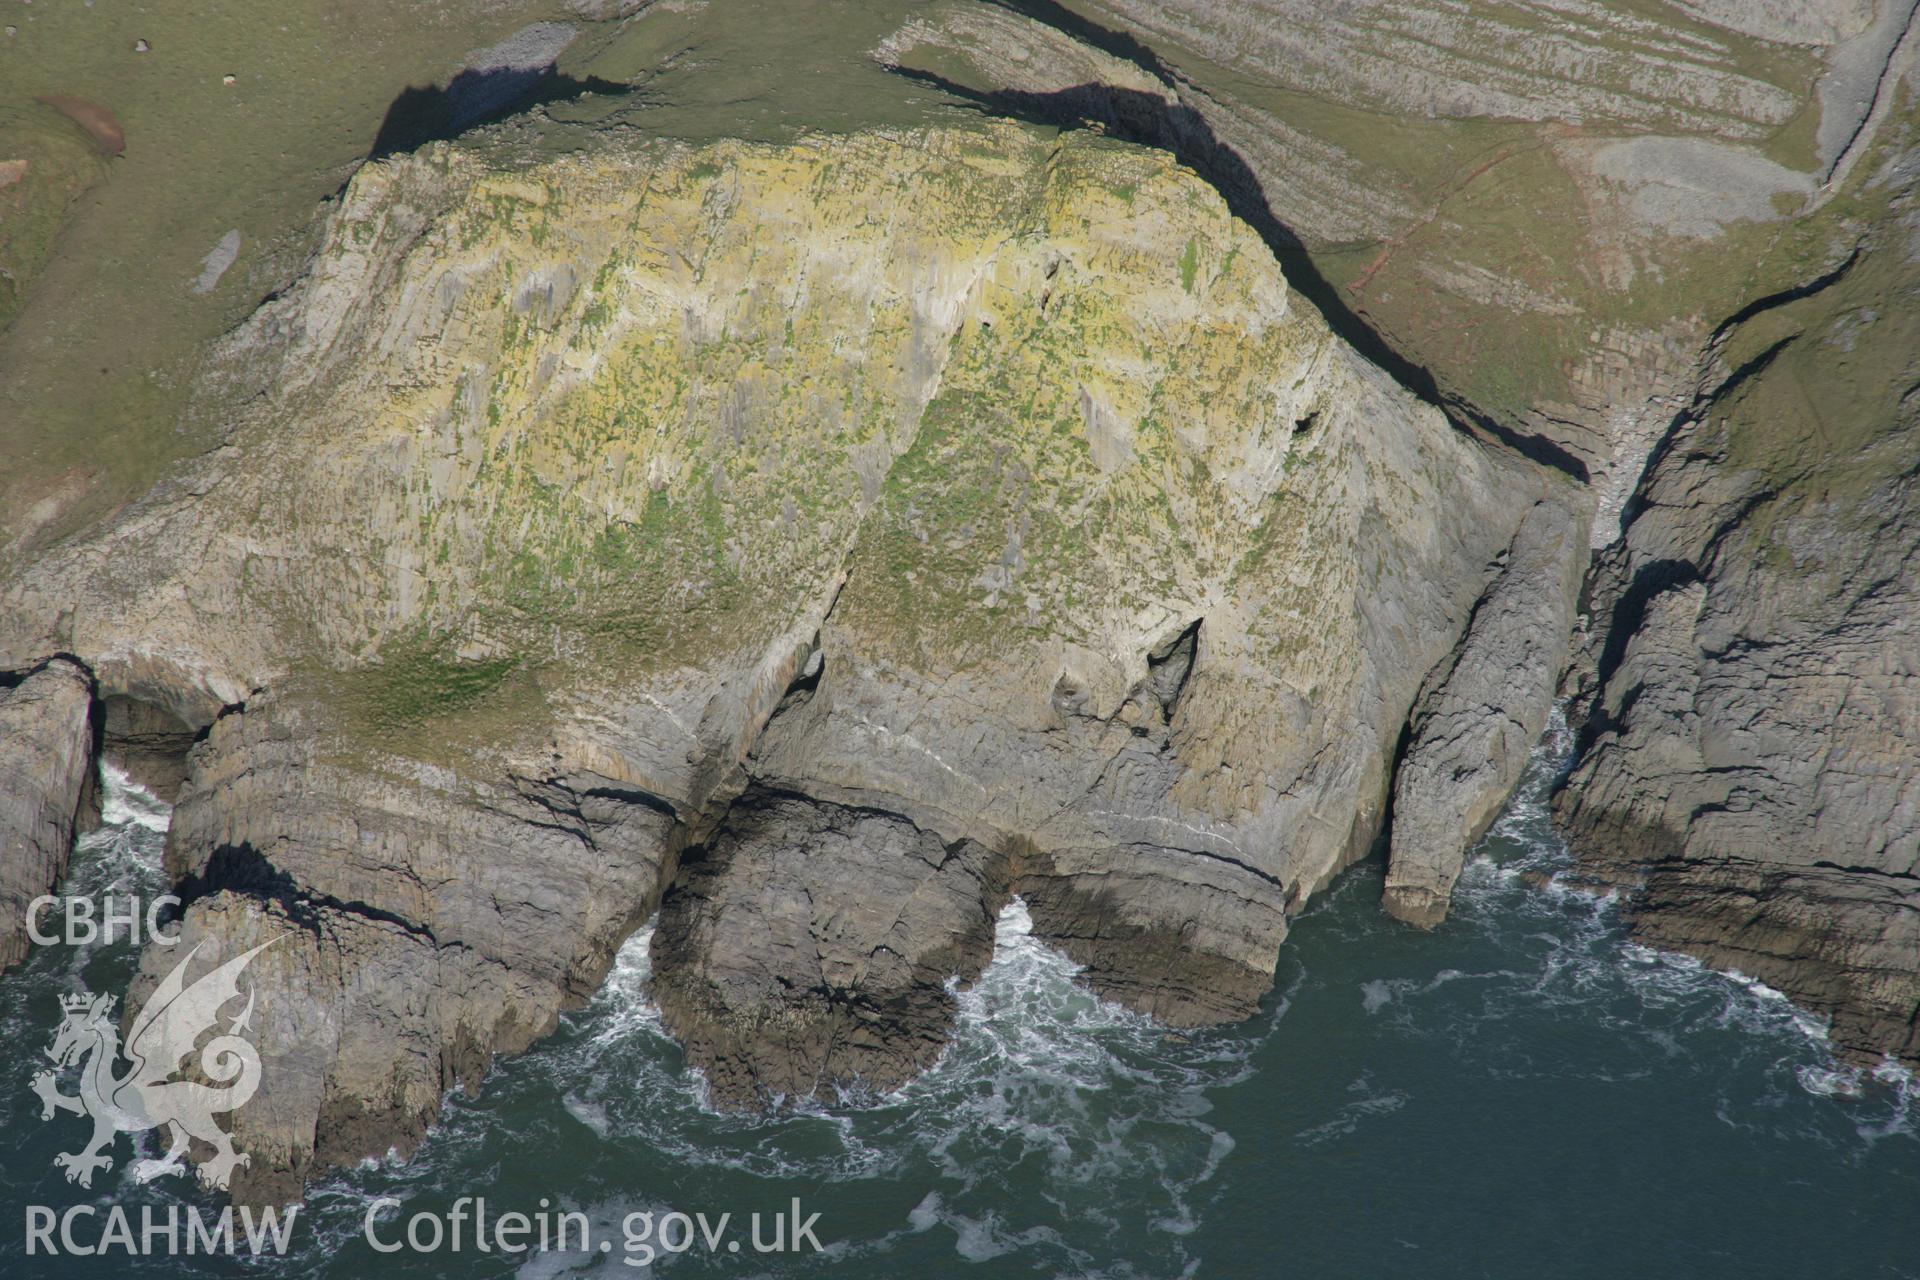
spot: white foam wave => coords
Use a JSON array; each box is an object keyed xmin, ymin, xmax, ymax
[
  {"xmin": 1402, "ymin": 702, "xmax": 1916, "ymax": 1136},
  {"xmin": 562, "ymin": 1095, "xmax": 610, "ymax": 1138},
  {"xmin": 72, "ymin": 764, "xmax": 171, "ymax": 888},
  {"xmin": 95, "ymin": 761, "xmax": 171, "ymax": 833},
  {"xmin": 506, "ymin": 1196, "xmax": 673, "ymax": 1278},
  {"xmin": 274, "ymin": 702, "xmax": 1917, "ymax": 1274},
  {"xmin": 1294, "ymin": 1072, "xmax": 1410, "ymax": 1147},
  {"xmin": 585, "ymin": 921, "xmax": 665, "ymax": 1044},
  {"xmin": 872, "ymin": 897, "xmax": 1260, "ymax": 1270},
  {"xmin": 298, "ymin": 894, "xmax": 1262, "ymax": 1276},
  {"xmin": 22, "ymin": 762, "xmax": 176, "ymax": 987}
]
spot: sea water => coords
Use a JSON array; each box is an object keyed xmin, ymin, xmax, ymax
[{"xmin": 2, "ymin": 726, "xmax": 1914, "ymax": 1278}]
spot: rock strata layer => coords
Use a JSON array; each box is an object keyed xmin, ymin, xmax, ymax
[
  {"xmin": 147, "ymin": 689, "xmax": 677, "ymax": 1203},
  {"xmin": 1557, "ymin": 152, "xmax": 1920, "ymax": 1067},
  {"xmin": 8, "ymin": 0, "xmax": 1917, "ymax": 1191},
  {"xmin": 873, "ymin": 0, "xmax": 1900, "ymax": 511},
  {"xmin": 1384, "ymin": 499, "xmax": 1587, "ymax": 928},
  {"xmin": 908, "ymin": 0, "xmax": 1920, "ymax": 1066}
]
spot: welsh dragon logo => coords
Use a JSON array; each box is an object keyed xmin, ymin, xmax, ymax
[{"xmin": 32, "ymin": 938, "xmax": 280, "ymax": 1190}]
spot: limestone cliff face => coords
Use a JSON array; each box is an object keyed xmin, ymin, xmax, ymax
[
  {"xmin": 147, "ymin": 700, "xmax": 675, "ymax": 1197},
  {"xmin": 0, "ymin": 658, "xmax": 97, "ymax": 971},
  {"xmin": 1557, "ymin": 150, "xmax": 1920, "ymax": 1069},
  {"xmin": 874, "ymin": 0, "xmax": 1913, "ymax": 527},
  {"xmin": 874, "ymin": 0, "xmax": 1920, "ymax": 1050},
  {"xmin": 1383, "ymin": 500, "xmax": 1586, "ymax": 928},
  {"xmin": 2, "ymin": 0, "xmax": 1914, "ymax": 1202},
  {"xmin": 0, "ymin": 121, "xmax": 1554, "ymax": 1192}
]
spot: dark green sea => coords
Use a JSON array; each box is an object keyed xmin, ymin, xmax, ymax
[{"xmin": 5, "ymin": 722, "xmax": 1916, "ymax": 1278}]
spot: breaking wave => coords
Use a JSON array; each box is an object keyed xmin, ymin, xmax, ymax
[
  {"xmin": 241, "ymin": 707, "xmax": 1920, "ymax": 1274},
  {"xmin": 297, "ymin": 897, "xmax": 1266, "ymax": 1277},
  {"xmin": 4, "ymin": 721, "xmax": 1914, "ymax": 1277},
  {"xmin": 1356, "ymin": 707, "xmax": 1917, "ymax": 1150}
]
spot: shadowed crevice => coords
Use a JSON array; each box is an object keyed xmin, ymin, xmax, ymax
[
  {"xmin": 1146, "ymin": 618, "xmax": 1201, "ymax": 718},
  {"xmin": 173, "ymin": 842, "xmax": 436, "ymax": 944},
  {"xmin": 885, "ymin": 63, "xmax": 1588, "ymax": 481},
  {"xmin": 369, "ymin": 66, "xmax": 630, "ymax": 160},
  {"xmin": 1572, "ymin": 557, "xmax": 1703, "ymax": 758}
]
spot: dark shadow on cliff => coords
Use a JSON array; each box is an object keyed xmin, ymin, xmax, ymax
[
  {"xmin": 1569, "ymin": 556, "xmax": 1702, "ymax": 760},
  {"xmin": 989, "ymin": 0, "xmax": 1170, "ymax": 76},
  {"xmin": 885, "ymin": 3, "xmax": 1587, "ymax": 481},
  {"xmin": 172, "ymin": 841, "xmax": 435, "ymax": 942},
  {"xmin": 369, "ymin": 64, "xmax": 629, "ymax": 160},
  {"xmin": 1612, "ymin": 249, "xmax": 1858, "ymax": 538}
]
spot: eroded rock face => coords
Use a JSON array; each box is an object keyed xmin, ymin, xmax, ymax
[
  {"xmin": 878, "ymin": 0, "xmax": 1920, "ymax": 1069},
  {"xmin": 653, "ymin": 790, "xmax": 1008, "ymax": 1104},
  {"xmin": 1384, "ymin": 499, "xmax": 1587, "ymax": 928},
  {"xmin": 0, "ymin": 658, "xmax": 97, "ymax": 971},
  {"xmin": 873, "ymin": 0, "xmax": 1907, "ymax": 528},
  {"xmin": 148, "ymin": 690, "xmax": 676, "ymax": 1203},
  {"xmin": 0, "ymin": 122, "xmax": 1553, "ymax": 1187},
  {"xmin": 99, "ymin": 694, "xmax": 198, "ymax": 800},
  {"xmin": 1558, "ymin": 159, "xmax": 1920, "ymax": 1068},
  {"xmin": 3, "ymin": 0, "xmax": 1913, "ymax": 1198}
]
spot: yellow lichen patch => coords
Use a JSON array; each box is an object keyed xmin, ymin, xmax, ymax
[{"xmin": 215, "ymin": 121, "xmax": 1402, "ymax": 758}]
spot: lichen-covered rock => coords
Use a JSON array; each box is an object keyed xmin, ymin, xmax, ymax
[
  {"xmin": 874, "ymin": 0, "xmax": 1909, "ymax": 524},
  {"xmin": 871, "ymin": 1, "xmax": 1920, "ymax": 1067},
  {"xmin": 0, "ymin": 122, "xmax": 1549, "ymax": 1189},
  {"xmin": 0, "ymin": 657, "xmax": 97, "ymax": 970}
]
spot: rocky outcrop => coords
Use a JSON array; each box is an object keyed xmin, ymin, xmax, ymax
[
  {"xmin": 0, "ymin": 121, "xmax": 1557, "ymax": 1182},
  {"xmin": 876, "ymin": 0, "xmax": 1920, "ymax": 1062},
  {"xmin": 1557, "ymin": 142, "xmax": 1920, "ymax": 1067},
  {"xmin": 1384, "ymin": 499, "xmax": 1587, "ymax": 927},
  {"xmin": 0, "ymin": 657, "xmax": 97, "ymax": 970},
  {"xmin": 6, "ymin": 0, "xmax": 1912, "ymax": 1193},
  {"xmin": 872, "ymin": 0, "xmax": 1896, "ymax": 514},
  {"xmin": 1076, "ymin": 0, "xmax": 1821, "ymax": 137},
  {"xmin": 653, "ymin": 789, "xmax": 1009, "ymax": 1104},
  {"xmin": 147, "ymin": 688, "xmax": 677, "ymax": 1203}
]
